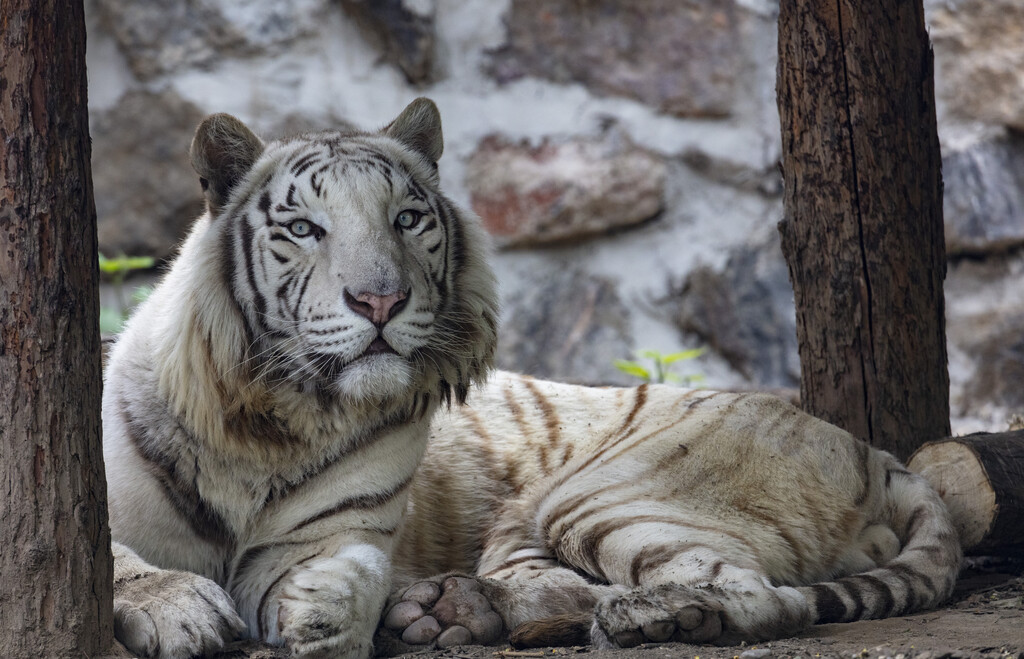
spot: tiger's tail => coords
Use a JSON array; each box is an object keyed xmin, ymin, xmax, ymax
[{"xmin": 799, "ymin": 466, "xmax": 962, "ymax": 624}]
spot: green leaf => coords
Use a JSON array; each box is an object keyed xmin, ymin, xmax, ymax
[
  {"xmin": 99, "ymin": 307, "xmax": 124, "ymax": 334},
  {"xmin": 662, "ymin": 348, "xmax": 705, "ymax": 364},
  {"xmin": 613, "ymin": 360, "xmax": 651, "ymax": 380},
  {"xmin": 638, "ymin": 349, "xmax": 662, "ymax": 361},
  {"xmin": 98, "ymin": 254, "xmax": 156, "ymax": 274}
]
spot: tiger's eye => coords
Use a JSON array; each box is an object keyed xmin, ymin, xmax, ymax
[
  {"xmin": 396, "ymin": 210, "xmax": 421, "ymax": 229},
  {"xmin": 289, "ymin": 220, "xmax": 312, "ymax": 237}
]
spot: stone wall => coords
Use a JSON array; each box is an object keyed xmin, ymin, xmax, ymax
[{"xmin": 86, "ymin": 0, "xmax": 1024, "ymax": 433}]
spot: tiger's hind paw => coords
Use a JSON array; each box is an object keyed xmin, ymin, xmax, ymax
[
  {"xmin": 591, "ymin": 584, "xmax": 725, "ymax": 648},
  {"xmin": 378, "ymin": 576, "xmax": 504, "ymax": 653},
  {"xmin": 113, "ymin": 568, "xmax": 244, "ymax": 659}
]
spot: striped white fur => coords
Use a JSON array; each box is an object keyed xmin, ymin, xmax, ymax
[
  {"xmin": 380, "ymin": 373, "xmax": 961, "ymax": 651},
  {"xmin": 105, "ymin": 98, "xmax": 960, "ymax": 659}
]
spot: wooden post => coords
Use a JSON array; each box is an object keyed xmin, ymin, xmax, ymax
[
  {"xmin": 776, "ymin": 0, "xmax": 950, "ymax": 460},
  {"xmin": 0, "ymin": 0, "xmax": 114, "ymax": 655}
]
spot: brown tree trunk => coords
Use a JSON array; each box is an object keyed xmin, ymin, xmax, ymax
[
  {"xmin": 0, "ymin": 0, "xmax": 114, "ymax": 656},
  {"xmin": 908, "ymin": 432, "xmax": 1024, "ymax": 556},
  {"xmin": 775, "ymin": 0, "xmax": 950, "ymax": 460}
]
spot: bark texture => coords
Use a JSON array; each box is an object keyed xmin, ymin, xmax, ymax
[
  {"xmin": 0, "ymin": 0, "xmax": 113, "ymax": 656},
  {"xmin": 776, "ymin": 0, "xmax": 950, "ymax": 460}
]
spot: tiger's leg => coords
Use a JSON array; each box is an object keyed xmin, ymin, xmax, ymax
[
  {"xmin": 229, "ymin": 537, "xmax": 392, "ymax": 659},
  {"xmin": 112, "ymin": 541, "xmax": 245, "ymax": 658},
  {"xmin": 378, "ymin": 512, "xmax": 624, "ymax": 652},
  {"xmin": 558, "ymin": 514, "xmax": 814, "ymax": 647}
]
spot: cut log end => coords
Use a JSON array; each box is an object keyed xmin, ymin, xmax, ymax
[
  {"xmin": 908, "ymin": 441, "xmax": 995, "ymax": 549},
  {"xmin": 909, "ymin": 431, "xmax": 1024, "ymax": 555}
]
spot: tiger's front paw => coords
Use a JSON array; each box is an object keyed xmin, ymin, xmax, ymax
[
  {"xmin": 277, "ymin": 552, "xmax": 386, "ymax": 659},
  {"xmin": 591, "ymin": 584, "xmax": 724, "ymax": 649},
  {"xmin": 379, "ymin": 576, "xmax": 504, "ymax": 652},
  {"xmin": 113, "ymin": 568, "xmax": 244, "ymax": 659}
]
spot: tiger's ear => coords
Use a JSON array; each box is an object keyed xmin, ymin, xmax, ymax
[
  {"xmin": 190, "ymin": 113, "xmax": 265, "ymax": 217},
  {"xmin": 383, "ymin": 98, "xmax": 443, "ymax": 164}
]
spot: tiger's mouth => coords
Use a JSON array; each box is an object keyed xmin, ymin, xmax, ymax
[{"xmin": 363, "ymin": 336, "xmax": 397, "ymax": 357}]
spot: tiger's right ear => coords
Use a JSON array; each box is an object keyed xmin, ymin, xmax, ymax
[{"xmin": 189, "ymin": 113, "xmax": 264, "ymax": 217}]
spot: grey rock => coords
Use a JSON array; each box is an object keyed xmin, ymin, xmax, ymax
[
  {"xmin": 466, "ymin": 131, "xmax": 666, "ymax": 248},
  {"xmin": 946, "ymin": 254, "xmax": 1024, "ymax": 418},
  {"xmin": 942, "ymin": 130, "xmax": 1024, "ymax": 256},
  {"xmin": 740, "ymin": 650, "xmax": 773, "ymax": 659},
  {"xmin": 487, "ymin": 0, "xmax": 742, "ymax": 118},
  {"xmin": 339, "ymin": 0, "xmax": 436, "ymax": 84},
  {"xmin": 91, "ymin": 90, "xmax": 206, "ymax": 260},
  {"xmin": 665, "ymin": 231, "xmax": 799, "ymax": 387},
  {"xmin": 497, "ymin": 269, "xmax": 634, "ymax": 386},
  {"xmin": 92, "ymin": 0, "xmax": 328, "ymax": 79},
  {"xmin": 927, "ymin": 0, "xmax": 1024, "ymax": 129}
]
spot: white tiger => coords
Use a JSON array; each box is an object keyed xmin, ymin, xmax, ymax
[{"xmin": 104, "ymin": 98, "xmax": 962, "ymax": 659}]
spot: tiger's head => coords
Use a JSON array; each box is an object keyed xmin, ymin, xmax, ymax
[{"xmin": 184, "ymin": 99, "xmax": 498, "ymax": 409}]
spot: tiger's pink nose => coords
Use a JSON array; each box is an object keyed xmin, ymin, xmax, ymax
[{"xmin": 344, "ymin": 288, "xmax": 408, "ymax": 327}]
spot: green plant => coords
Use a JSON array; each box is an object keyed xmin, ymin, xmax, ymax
[
  {"xmin": 614, "ymin": 348, "xmax": 705, "ymax": 386},
  {"xmin": 98, "ymin": 253, "xmax": 155, "ymax": 334}
]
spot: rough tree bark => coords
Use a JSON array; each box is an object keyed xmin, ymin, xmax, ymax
[
  {"xmin": 0, "ymin": 0, "xmax": 114, "ymax": 656},
  {"xmin": 776, "ymin": 0, "xmax": 950, "ymax": 460}
]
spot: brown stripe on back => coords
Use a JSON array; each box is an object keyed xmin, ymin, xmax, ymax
[
  {"xmin": 503, "ymin": 382, "xmax": 550, "ymax": 472},
  {"xmin": 522, "ymin": 377, "xmax": 562, "ymax": 448},
  {"xmin": 288, "ymin": 474, "xmax": 414, "ymax": 534},
  {"xmin": 611, "ymin": 384, "xmax": 648, "ymax": 441},
  {"xmin": 462, "ymin": 407, "xmax": 522, "ymax": 492}
]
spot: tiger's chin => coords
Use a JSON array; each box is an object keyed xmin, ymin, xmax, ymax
[{"xmin": 330, "ymin": 353, "xmax": 416, "ymax": 403}]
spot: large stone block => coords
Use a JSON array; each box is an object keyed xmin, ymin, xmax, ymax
[
  {"xmin": 928, "ymin": 0, "xmax": 1024, "ymax": 129},
  {"xmin": 338, "ymin": 0, "xmax": 436, "ymax": 84},
  {"xmin": 496, "ymin": 268, "xmax": 634, "ymax": 386},
  {"xmin": 466, "ymin": 132, "xmax": 666, "ymax": 247},
  {"xmin": 663, "ymin": 231, "xmax": 799, "ymax": 388},
  {"xmin": 946, "ymin": 254, "xmax": 1024, "ymax": 427},
  {"xmin": 487, "ymin": 0, "xmax": 741, "ymax": 118},
  {"xmin": 92, "ymin": 91, "xmax": 206, "ymax": 260},
  {"xmin": 942, "ymin": 130, "xmax": 1024, "ymax": 256},
  {"xmin": 91, "ymin": 0, "xmax": 328, "ymax": 79}
]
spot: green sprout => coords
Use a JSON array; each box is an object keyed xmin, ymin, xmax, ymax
[{"xmin": 614, "ymin": 348, "xmax": 706, "ymax": 386}]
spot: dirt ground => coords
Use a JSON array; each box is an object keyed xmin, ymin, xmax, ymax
[{"xmin": 213, "ymin": 558, "xmax": 1023, "ymax": 659}]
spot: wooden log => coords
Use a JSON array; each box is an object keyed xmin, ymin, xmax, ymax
[{"xmin": 908, "ymin": 431, "xmax": 1024, "ymax": 555}]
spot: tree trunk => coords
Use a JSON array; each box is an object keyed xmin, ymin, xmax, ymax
[
  {"xmin": 775, "ymin": 0, "xmax": 950, "ymax": 461},
  {"xmin": 0, "ymin": 0, "xmax": 114, "ymax": 656},
  {"xmin": 908, "ymin": 432, "xmax": 1024, "ymax": 556}
]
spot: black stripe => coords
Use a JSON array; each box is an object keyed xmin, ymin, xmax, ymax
[
  {"xmin": 240, "ymin": 218, "xmax": 268, "ymax": 322},
  {"xmin": 810, "ymin": 584, "xmax": 848, "ymax": 623},
  {"xmin": 288, "ymin": 474, "xmax": 415, "ymax": 534},
  {"xmin": 120, "ymin": 403, "xmax": 234, "ymax": 550}
]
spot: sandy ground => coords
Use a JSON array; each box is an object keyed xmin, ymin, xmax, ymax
[{"xmin": 210, "ymin": 558, "xmax": 1023, "ymax": 659}]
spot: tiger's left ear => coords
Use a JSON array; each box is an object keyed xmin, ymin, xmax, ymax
[{"xmin": 383, "ymin": 98, "xmax": 443, "ymax": 165}]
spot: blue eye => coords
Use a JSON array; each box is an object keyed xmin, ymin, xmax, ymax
[
  {"xmin": 395, "ymin": 210, "xmax": 423, "ymax": 230},
  {"xmin": 288, "ymin": 220, "xmax": 313, "ymax": 238}
]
